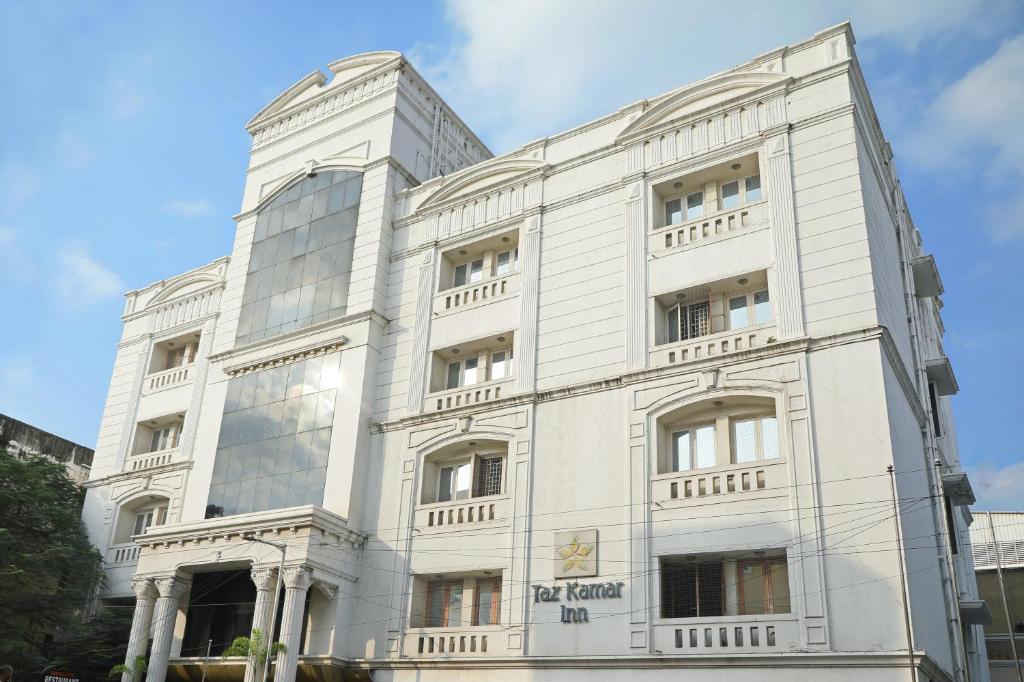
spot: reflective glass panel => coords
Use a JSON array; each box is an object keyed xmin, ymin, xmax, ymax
[
  {"xmin": 721, "ymin": 181, "xmax": 740, "ymax": 209},
  {"xmin": 237, "ymin": 171, "xmax": 362, "ymax": 345},
  {"xmin": 686, "ymin": 192, "xmax": 704, "ymax": 219},
  {"xmin": 695, "ymin": 425, "xmax": 716, "ymax": 468},
  {"xmin": 745, "ymin": 174, "xmax": 762, "ymax": 202},
  {"xmin": 208, "ymin": 351, "xmax": 340, "ymax": 517},
  {"xmin": 729, "ymin": 295, "xmax": 749, "ymax": 329},
  {"xmin": 733, "ymin": 419, "xmax": 757, "ymax": 463},
  {"xmin": 761, "ymin": 417, "xmax": 779, "ymax": 459},
  {"xmin": 666, "ymin": 198, "xmax": 682, "ymax": 225},
  {"xmin": 754, "ymin": 290, "xmax": 771, "ymax": 324}
]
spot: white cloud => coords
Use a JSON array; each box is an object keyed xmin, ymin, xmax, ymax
[
  {"xmin": 971, "ymin": 459, "xmax": 1024, "ymax": 511},
  {"xmin": 54, "ymin": 240, "xmax": 124, "ymax": 307},
  {"xmin": 0, "ymin": 161, "xmax": 41, "ymax": 208},
  {"xmin": 0, "ymin": 226, "xmax": 38, "ymax": 284},
  {"xmin": 108, "ymin": 76, "xmax": 150, "ymax": 120},
  {"xmin": 418, "ymin": 0, "xmax": 1007, "ymax": 152},
  {"xmin": 55, "ymin": 129, "xmax": 95, "ymax": 171},
  {"xmin": 162, "ymin": 199, "xmax": 215, "ymax": 217}
]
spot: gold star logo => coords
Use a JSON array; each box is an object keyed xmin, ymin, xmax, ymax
[{"xmin": 557, "ymin": 534, "xmax": 594, "ymax": 574}]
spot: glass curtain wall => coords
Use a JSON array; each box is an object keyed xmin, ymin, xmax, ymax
[
  {"xmin": 236, "ymin": 170, "xmax": 363, "ymax": 345},
  {"xmin": 208, "ymin": 351, "xmax": 341, "ymax": 516}
]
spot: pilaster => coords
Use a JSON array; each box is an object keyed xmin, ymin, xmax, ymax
[
  {"xmin": 764, "ymin": 132, "xmax": 805, "ymax": 339},
  {"xmin": 624, "ymin": 179, "xmax": 649, "ymax": 370},
  {"xmin": 406, "ymin": 250, "xmax": 436, "ymax": 413},
  {"xmin": 514, "ymin": 214, "xmax": 542, "ymax": 394}
]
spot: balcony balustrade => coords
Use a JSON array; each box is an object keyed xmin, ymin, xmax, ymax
[
  {"xmin": 652, "ymin": 460, "xmax": 786, "ymax": 505},
  {"xmin": 435, "ymin": 273, "xmax": 519, "ymax": 315},
  {"xmin": 106, "ymin": 543, "xmax": 140, "ymax": 565},
  {"xmin": 651, "ymin": 201, "xmax": 768, "ymax": 253},
  {"xmin": 429, "ymin": 377, "xmax": 512, "ymax": 412},
  {"xmin": 414, "ymin": 496, "xmax": 508, "ymax": 532},
  {"xmin": 651, "ymin": 323, "xmax": 776, "ymax": 367},
  {"xmin": 126, "ymin": 447, "xmax": 181, "ymax": 472},
  {"xmin": 142, "ymin": 365, "xmax": 194, "ymax": 395},
  {"xmin": 405, "ymin": 626, "xmax": 507, "ymax": 657},
  {"xmin": 653, "ymin": 615, "xmax": 798, "ymax": 653}
]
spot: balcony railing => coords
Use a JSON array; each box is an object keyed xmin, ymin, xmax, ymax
[
  {"xmin": 405, "ymin": 626, "xmax": 506, "ymax": 657},
  {"xmin": 653, "ymin": 615, "xmax": 798, "ymax": 653},
  {"xmin": 126, "ymin": 447, "xmax": 181, "ymax": 472},
  {"xmin": 435, "ymin": 274, "xmax": 519, "ymax": 314},
  {"xmin": 651, "ymin": 323, "xmax": 776, "ymax": 367},
  {"xmin": 652, "ymin": 460, "xmax": 786, "ymax": 504},
  {"xmin": 107, "ymin": 543, "xmax": 140, "ymax": 565},
  {"xmin": 414, "ymin": 496, "xmax": 508, "ymax": 532},
  {"xmin": 142, "ymin": 365, "xmax": 194, "ymax": 395},
  {"xmin": 429, "ymin": 377, "xmax": 512, "ymax": 412},
  {"xmin": 651, "ymin": 201, "xmax": 768, "ymax": 253}
]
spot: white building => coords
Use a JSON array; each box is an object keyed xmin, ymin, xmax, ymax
[
  {"xmin": 970, "ymin": 512, "xmax": 1024, "ymax": 682},
  {"xmin": 82, "ymin": 23, "xmax": 990, "ymax": 682}
]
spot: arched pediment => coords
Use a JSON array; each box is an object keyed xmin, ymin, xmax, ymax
[
  {"xmin": 618, "ymin": 71, "xmax": 789, "ymax": 141},
  {"xmin": 147, "ymin": 272, "xmax": 223, "ymax": 308},
  {"xmin": 247, "ymin": 51, "xmax": 403, "ymax": 130},
  {"xmin": 417, "ymin": 158, "xmax": 547, "ymax": 213}
]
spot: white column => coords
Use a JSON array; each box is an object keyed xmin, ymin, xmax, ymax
[
  {"xmin": 122, "ymin": 578, "xmax": 157, "ymax": 682},
  {"xmin": 763, "ymin": 132, "xmax": 805, "ymax": 339},
  {"xmin": 146, "ymin": 576, "xmax": 190, "ymax": 682},
  {"xmin": 245, "ymin": 567, "xmax": 278, "ymax": 682},
  {"xmin": 624, "ymin": 179, "xmax": 648, "ymax": 370},
  {"xmin": 275, "ymin": 566, "xmax": 314, "ymax": 682}
]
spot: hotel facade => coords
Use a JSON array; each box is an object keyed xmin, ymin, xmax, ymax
[{"xmin": 82, "ymin": 22, "xmax": 990, "ymax": 682}]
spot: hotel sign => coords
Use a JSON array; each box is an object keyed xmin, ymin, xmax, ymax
[{"xmin": 534, "ymin": 529, "xmax": 623, "ymax": 623}]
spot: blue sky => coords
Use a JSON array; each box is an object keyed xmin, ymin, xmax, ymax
[{"xmin": 1, "ymin": 1, "xmax": 1022, "ymax": 508}]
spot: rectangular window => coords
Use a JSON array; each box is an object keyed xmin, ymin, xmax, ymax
[
  {"xmin": 753, "ymin": 290, "xmax": 771, "ymax": 324},
  {"xmin": 928, "ymin": 382, "xmax": 942, "ymax": 437},
  {"xmin": 666, "ymin": 198, "xmax": 683, "ymax": 225},
  {"xmin": 731, "ymin": 416, "xmax": 779, "ymax": 463},
  {"xmin": 148, "ymin": 424, "xmax": 179, "ymax": 453},
  {"xmin": 660, "ymin": 559, "xmax": 725, "ymax": 618},
  {"xmin": 672, "ymin": 425, "xmax": 716, "ymax": 471},
  {"xmin": 473, "ymin": 456, "xmax": 504, "ymax": 497},
  {"xmin": 737, "ymin": 558, "xmax": 790, "ymax": 614},
  {"xmin": 686, "ymin": 191, "xmax": 704, "ymax": 219},
  {"xmin": 427, "ymin": 580, "xmax": 464, "ymax": 627},
  {"xmin": 745, "ymin": 174, "xmax": 762, "ymax": 202},
  {"xmin": 729, "ymin": 295, "xmax": 749, "ymax": 329},
  {"xmin": 463, "ymin": 357, "xmax": 479, "ymax": 385},
  {"xmin": 496, "ymin": 250, "xmax": 515, "ymax": 275},
  {"xmin": 469, "ymin": 259, "xmax": 484, "ymax": 283},
  {"xmin": 721, "ymin": 181, "xmax": 740, "ymax": 209},
  {"xmin": 132, "ymin": 511, "xmax": 154, "ymax": 536},
  {"xmin": 446, "ymin": 362, "xmax": 461, "ymax": 390},
  {"xmin": 454, "ymin": 264, "xmax": 468, "ymax": 287},
  {"xmin": 490, "ymin": 351, "xmax": 507, "ymax": 381},
  {"xmin": 733, "ymin": 420, "xmax": 757, "ymax": 463},
  {"xmin": 668, "ymin": 300, "xmax": 710, "ymax": 343},
  {"xmin": 165, "ymin": 347, "xmax": 186, "ymax": 370},
  {"xmin": 474, "ymin": 578, "xmax": 501, "ymax": 625},
  {"xmin": 438, "ymin": 462, "xmax": 473, "ymax": 502}
]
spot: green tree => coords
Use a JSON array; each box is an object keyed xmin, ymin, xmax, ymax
[
  {"xmin": 109, "ymin": 654, "xmax": 147, "ymax": 681},
  {"xmin": 0, "ymin": 449, "xmax": 124, "ymax": 676},
  {"xmin": 222, "ymin": 628, "xmax": 286, "ymax": 673}
]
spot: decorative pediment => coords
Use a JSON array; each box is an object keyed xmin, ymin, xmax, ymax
[
  {"xmin": 417, "ymin": 158, "xmax": 547, "ymax": 213},
  {"xmin": 246, "ymin": 51, "xmax": 402, "ymax": 131},
  {"xmin": 147, "ymin": 272, "xmax": 223, "ymax": 308},
  {"xmin": 618, "ymin": 71, "xmax": 789, "ymax": 142}
]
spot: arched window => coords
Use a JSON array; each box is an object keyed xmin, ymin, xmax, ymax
[
  {"xmin": 236, "ymin": 170, "xmax": 363, "ymax": 345},
  {"xmin": 656, "ymin": 395, "xmax": 780, "ymax": 475},
  {"xmin": 114, "ymin": 494, "xmax": 170, "ymax": 544},
  {"xmin": 420, "ymin": 439, "xmax": 508, "ymax": 505}
]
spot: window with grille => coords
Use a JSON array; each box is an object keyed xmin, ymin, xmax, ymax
[
  {"xmin": 660, "ymin": 552, "xmax": 789, "ymax": 618},
  {"xmin": 426, "ymin": 579, "xmax": 465, "ymax": 627},
  {"xmin": 427, "ymin": 452, "xmax": 506, "ymax": 504},
  {"xmin": 667, "ymin": 300, "xmax": 710, "ymax": 343},
  {"xmin": 473, "ymin": 578, "xmax": 502, "ymax": 625},
  {"xmin": 660, "ymin": 558, "xmax": 725, "ymax": 618},
  {"xmin": 473, "ymin": 456, "xmax": 504, "ymax": 497}
]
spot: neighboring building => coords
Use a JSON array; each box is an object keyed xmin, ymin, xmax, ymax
[
  {"xmin": 1, "ymin": 412, "xmax": 94, "ymax": 484},
  {"xmin": 972, "ymin": 512, "xmax": 1024, "ymax": 681},
  {"xmin": 81, "ymin": 23, "xmax": 989, "ymax": 682}
]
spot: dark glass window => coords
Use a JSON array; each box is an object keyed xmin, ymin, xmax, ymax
[
  {"xmin": 237, "ymin": 170, "xmax": 362, "ymax": 346},
  {"xmin": 208, "ymin": 351, "xmax": 340, "ymax": 516},
  {"xmin": 660, "ymin": 558, "xmax": 724, "ymax": 618}
]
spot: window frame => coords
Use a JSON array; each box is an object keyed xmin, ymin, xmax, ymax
[
  {"xmin": 670, "ymin": 423, "xmax": 717, "ymax": 472},
  {"xmin": 425, "ymin": 579, "xmax": 465, "ymax": 628},
  {"xmin": 730, "ymin": 415, "xmax": 780, "ymax": 464},
  {"xmin": 472, "ymin": 577, "xmax": 502, "ymax": 626},
  {"xmin": 427, "ymin": 450, "xmax": 507, "ymax": 505},
  {"xmin": 726, "ymin": 289, "xmax": 771, "ymax": 331},
  {"xmin": 443, "ymin": 348, "xmax": 513, "ymax": 391},
  {"xmin": 666, "ymin": 299, "xmax": 711, "ymax": 343},
  {"xmin": 736, "ymin": 556, "xmax": 790, "ymax": 615}
]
